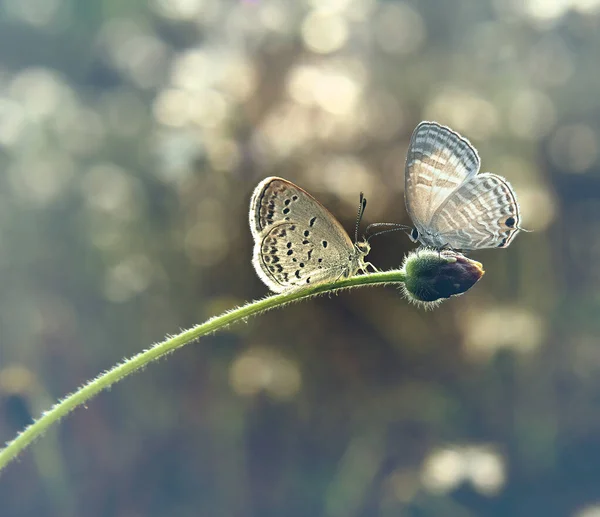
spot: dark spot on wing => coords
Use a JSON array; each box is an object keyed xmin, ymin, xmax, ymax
[
  {"xmin": 287, "ymin": 249, "xmax": 293, "ymax": 255},
  {"xmin": 505, "ymin": 216, "xmax": 515, "ymax": 228},
  {"xmin": 322, "ymin": 240, "xmax": 328, "ymax": 248},
  {"xmin": 309, "ymin": 217, "xmax": 316, "ymax": 227}
]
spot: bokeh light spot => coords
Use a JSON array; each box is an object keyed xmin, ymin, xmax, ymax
[
  {"xmin": 460, "ymin": 306, "xmax": 545, "ymax": 361},
  {"xmin": 509, "ymin": 89, "xmax": 556, "ymax": 140},
  {"xmin": 81, "ymin": 164, "xmax": 142, "ymax": 220},
  {"xmin": 373, "ymin": 2, "xmax": 425, "ymax": 55},
  {"xmin": 104, "ymin": 255, "xmax": 155, "ymax": 302},
  {"xmin": 301, "ymin": 11, "xmax": 348, "ymax": 54},
  {"xmin": 151, "ymin": 0, "xmax": 205, "ymax": 21},
  {"xmin": 8, "ymin": 153, "xmax": 75, "ymax": 205},
  {"xmin": 230, "ymin": 347, "xmax": 301, "ymax": 400},
  {"xmin": 3, "ymin": 0, "xmax": 65, "ymax": 27},
  {"xmin": 421, "ymin": 447, "xmax": 465, "ymax": 493},
  {"xmin": 0, "ymin": 366, "xmax": 37, "ymax": 395},
  {"xmin": 425, "ymin": 89, "xmax": 499, "ymax": 139},
  {"xmin": 153, "ymin": 89, "xmax": 193, "ymax": 127},
  {"xmin": 464, "ymin": 446, "xmax": 506, "ymax": 496},
  {"xmin": 314, "ymin": 72, "xmax": 360, "ymax": 115},
  {"xmin": 549, "ymin": 124, "xmax": 598, "ymax": 174},
  {"xmin": 574, "ymin": 504, "xmax": 600, "ymax": 517}
]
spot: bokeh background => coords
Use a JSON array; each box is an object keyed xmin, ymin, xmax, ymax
[{"xmin": 0, "ymin": 0, "xmax": 598, "ymax": 515}]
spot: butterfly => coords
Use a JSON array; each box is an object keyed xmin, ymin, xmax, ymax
[
  {"xmin": 404, "ymin": 122, "xmax": 521, "ymax": 250},
  {"xmin": 249, "ymin": 177, "xmax": 373, "ymax": 292},
  {"xmin": 375, "ymin": 121, "xmax": 523, "ymax": 250}
]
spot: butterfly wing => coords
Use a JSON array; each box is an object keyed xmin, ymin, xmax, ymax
[
  {"xmin": 250, "ymin": 177, "xmax": 353, "ymax": 243},
  {"xmin": 429, "ymin": 173, "xmax": 521, "ymax": 250},
  {"xmin": 405, "ymin": 122, "xmax": 481, "ymax": 232},
  {"xmin": 253, "ymin": 221, "xmax": 364, "ymax": 292},
  {"xmin": 249, "ymin": 177, "xmax": 363, "ymax": 292}
]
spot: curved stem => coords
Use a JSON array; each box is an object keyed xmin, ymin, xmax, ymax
[{"xmin": 0, "ymin": 269, "xmax": 405, "ymax": 474}]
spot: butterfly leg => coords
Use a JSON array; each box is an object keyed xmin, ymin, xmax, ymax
[
  {"xmin": 335, "ymin": 268, "xmax": 349, "ymax": 283},
  {"xmin": 362, "ymin": 261, "xmax": 378, "ymax": 273},
  {"xmin": 436, "ymin": 243, "xmax": 458, "ymax": 257}
]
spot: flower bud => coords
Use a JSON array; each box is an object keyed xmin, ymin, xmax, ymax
[{"xmin": 401, "ymin": 249, "xmax": 485, "ymax": 308}]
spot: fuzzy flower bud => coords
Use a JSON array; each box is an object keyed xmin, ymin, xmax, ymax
[{"xmin": 401, "ymin": 249, "xmax": 485, "ymax": 308}]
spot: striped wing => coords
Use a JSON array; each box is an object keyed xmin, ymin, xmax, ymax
[
  {"xmin": 429, "ymin": 173, "xmax": 521, "ymax": 250},
  {"xmin": 405, "ymin": 122, "xmax": 480, "ymax": 230}
]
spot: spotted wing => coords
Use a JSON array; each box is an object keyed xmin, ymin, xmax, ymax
[
  {"xmin": 249, "ymin": 177, "xmax": 361, "ymax": 292},
  {"xmin": 429, "ymin": 173, "xmax": 521, "ymax": 250},
  {"xmin": 252, "ymin": 222, "xmax": 361, "ymax": 293},
  {"xmin": 249, "ymin": 177, "xmax": 353, "ymax": 243},
  {"xmin": 405, "ymin": 122, "xmax": 480, "ymax": 231}
]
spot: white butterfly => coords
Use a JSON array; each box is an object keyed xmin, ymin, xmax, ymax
[{"xmin": 396, "ymin": 121, "xmax": 523, "ymax": 250}]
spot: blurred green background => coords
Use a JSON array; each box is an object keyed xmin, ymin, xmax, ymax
[{"xmin": 0, "ymin": 0, "xmax": 598, "ymax": 516}]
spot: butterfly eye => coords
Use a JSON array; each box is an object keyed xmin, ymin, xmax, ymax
[
  {"xmin": 410, "ymin": 228, "xmax": 419, "ymax": 242},
  {"xmin": 355, "ymin": 242, "xmax": 370, "ymax": 253}
]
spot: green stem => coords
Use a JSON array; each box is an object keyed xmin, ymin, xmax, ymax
[{"xmin": 0, "ymin": 269, "xmax": 405, "ymax": 474}]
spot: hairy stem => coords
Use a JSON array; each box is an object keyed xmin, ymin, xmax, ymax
[{"xmin": 0, "ymin": 269, "xmax": 405, "ymax": 474}]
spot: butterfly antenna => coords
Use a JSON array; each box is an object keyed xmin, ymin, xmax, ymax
[
  {"xmin": 365, "ymin": 222, "xmax": 412, "ymax": 242},
  {"xmin": 517, "ymin": 225, "xmax": 533, "ymax": 232},
  {"xmin": 355, "ymin": 193, "xmax": 367, "ymax": 243}
]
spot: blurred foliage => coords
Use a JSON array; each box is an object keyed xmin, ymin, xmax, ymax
[{"xmin": 0, "ymin": 0, "xmax": 599, "ymax": 516}]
